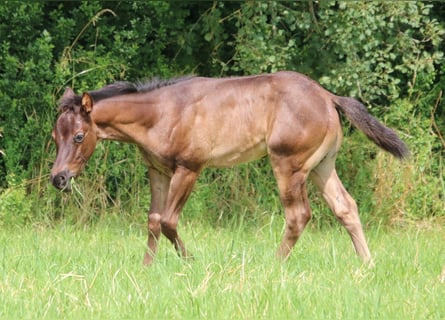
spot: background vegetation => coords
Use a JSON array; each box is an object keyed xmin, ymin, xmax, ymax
[{"xmin": 0, "ymin": 1, "xmax": 444, "ymax": 227}]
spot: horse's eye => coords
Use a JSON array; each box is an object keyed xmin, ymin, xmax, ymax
[{"xmin": 73, "ymin": 132, "xmax": 85, "ymax": 143}]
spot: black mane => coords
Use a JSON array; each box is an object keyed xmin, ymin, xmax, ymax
[{"xmin": 58, "ymin": 75, "xmax": 194, "ymax": 110}]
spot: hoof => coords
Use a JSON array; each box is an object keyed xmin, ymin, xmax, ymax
[{"xmin": 143, "ymin": 252, "xmax": 154, "ymax": 266}]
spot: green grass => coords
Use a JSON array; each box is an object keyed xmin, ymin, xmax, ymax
[{"xmin": 0, "ymin": 216, "xmax": 444, "ymax": 319}]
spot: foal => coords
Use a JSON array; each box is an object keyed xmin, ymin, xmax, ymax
[{"xmin": 50, "ymin": 71, "xmax": 408, "ymax": 265}]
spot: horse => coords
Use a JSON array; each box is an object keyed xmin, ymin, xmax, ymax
[{"xmin": 50, "ymin": 71, "xmax": 408, "ymax": 265}]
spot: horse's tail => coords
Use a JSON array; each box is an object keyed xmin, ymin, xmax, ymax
[{"xmin": 333, "ymin": 96, "xmax": 409, "ymax": 159}]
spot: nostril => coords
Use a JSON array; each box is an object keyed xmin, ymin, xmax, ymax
[{"xmin": 56, "ymin": 176, "xmax": 64, "ymax": 188}]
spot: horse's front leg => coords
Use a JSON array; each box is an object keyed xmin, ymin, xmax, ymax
[
  {"xmin": 143, "ymin": 168, "xmax": 170, "ymax": 266},
  {"xmin": 160, "ymin": 165, "xmax": 199, "ymax": 259}
]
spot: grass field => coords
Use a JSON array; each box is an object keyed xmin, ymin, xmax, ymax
[{"xmin": 0, "ymin": 216, "xmax": 444, "ymax": 319}]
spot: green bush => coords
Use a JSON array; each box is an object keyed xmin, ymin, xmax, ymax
[{"xmin": 0, "ymin": 175, "xmax": 32, "ymax": 226}]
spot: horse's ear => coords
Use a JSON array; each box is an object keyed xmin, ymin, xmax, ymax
[
  {"xmin": 58, "ymin": 87, "xmax": 75, "ymax": 112},
  {"xmin": 81, "ymin": 92, "xmax": 93, "ymax": 114},
  {"xmin": 61, "ymin": 87, "xmax": 75, "ymax": 100}
]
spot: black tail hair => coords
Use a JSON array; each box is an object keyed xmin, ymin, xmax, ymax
[{"xmin": 333, "ymin": 96, "xmax": 409, "ymax": 159}]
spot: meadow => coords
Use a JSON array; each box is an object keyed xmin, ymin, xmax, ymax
[{"xmin": 1, "ymin": 215, "xmax": 443, "ymax": 319}]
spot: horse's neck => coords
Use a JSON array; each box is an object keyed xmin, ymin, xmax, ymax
[{"xmin": 91, "ymin": 97, "xmax": 158, "ymax": 143}]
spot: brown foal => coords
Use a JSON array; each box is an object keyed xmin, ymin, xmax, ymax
[{"xmin": 50, "ymin": 71, "xmax": 408, "ymax": 265}]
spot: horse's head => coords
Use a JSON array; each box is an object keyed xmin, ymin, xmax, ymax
[{"xmin": 51, "ymin": 87, "xmax": 97, "ymax": 191}]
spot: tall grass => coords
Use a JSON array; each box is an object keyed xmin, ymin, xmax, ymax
[{"xmin": 0, "ymin": 216, "xmax": 443, "ymax": 319}]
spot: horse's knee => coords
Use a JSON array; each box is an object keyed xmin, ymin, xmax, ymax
[
  {"xmin": 149, "ymin": 212, "xmax": 161, "ymax": 225},
  {"xmin": 148, "ymin": 213, "xmax": 161, "ymax": 235},
  {"xmin": 285, "ymin": 209, "xmax": 312, "ymax": 237}
]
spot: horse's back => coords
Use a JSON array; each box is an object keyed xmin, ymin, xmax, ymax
[{"xmin": 157, "ymin": 72, "xmax": 338, "ymax": 170}]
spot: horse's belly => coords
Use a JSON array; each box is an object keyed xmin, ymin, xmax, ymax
[{"xmin": 206, "ymin": 141, "xmax": 268, "ymax": 168}]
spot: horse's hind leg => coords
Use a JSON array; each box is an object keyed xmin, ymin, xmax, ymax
[
  {"xmin": 310, "ymin": 156, "xmax": 372, "ymax": 263},
  {"xmin": 270, "ymin": 155, "xmax": 312, "ymax": 260}
]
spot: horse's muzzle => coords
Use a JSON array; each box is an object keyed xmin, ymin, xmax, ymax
[{"xmin": 51, "ymin": 170, "xmax": 73, "ymax": 192}]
